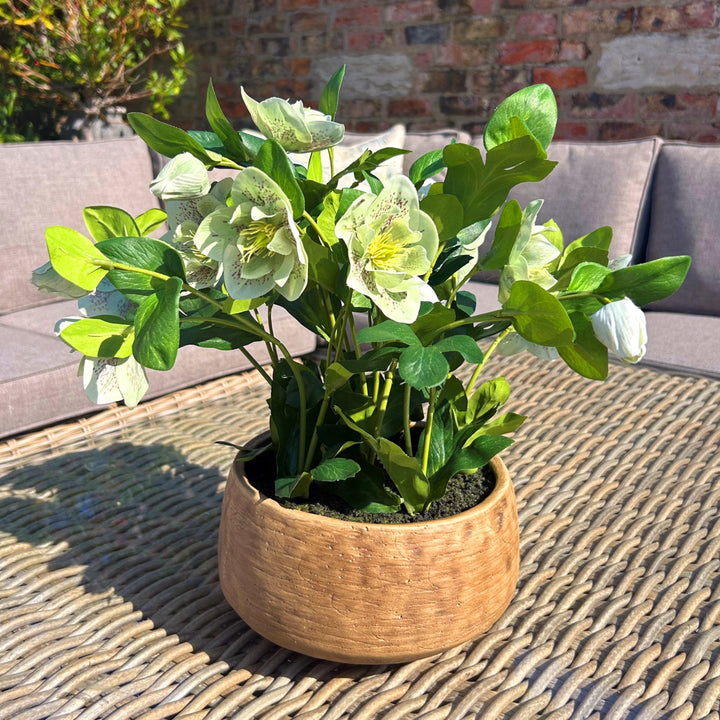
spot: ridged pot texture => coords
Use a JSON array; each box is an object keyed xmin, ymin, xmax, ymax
[{"xmin": 218, "ymin": 440, "xmax": 519, "ymax": 664}]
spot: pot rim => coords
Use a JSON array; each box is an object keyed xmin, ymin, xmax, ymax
[{"xmin": 231, "ymin": 437, "xmax": 512, "ymax": 532}]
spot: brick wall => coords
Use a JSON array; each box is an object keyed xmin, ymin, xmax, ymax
[{"xmin": 173, "ymin": 0, "xmax": 720, "ymax": 142}]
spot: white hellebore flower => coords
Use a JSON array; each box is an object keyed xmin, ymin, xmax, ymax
[
  {"xmin": 590, "ymin": 297, "xmax": 648, "ymax": 364},
  {"xmin": 149, "ymin": 152, "xmax": 211, "ymax": 201},
  {"xmin": 335, "ymin": 176, "xmax": 439, "ymax": 323},
  {"xmin": 194, "ymin": 167, "xmax": 307, "ymax": 301},
  {"xmin": 241, "ymin": 87, "xmax": 344, "ymax": 153}
]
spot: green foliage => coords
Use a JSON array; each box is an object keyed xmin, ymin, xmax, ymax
[
  {"xmin": 0, "ymin": 0, "xmax": 189, "ymax": 138},
  {"xmin": 34, "ymin": 70, "xmax": 693, "ymax": 520}
]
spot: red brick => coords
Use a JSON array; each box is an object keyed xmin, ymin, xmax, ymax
[
  {"xmin": 570, "ymin": 93, "xmax": 635, "ymax": 119},
  {"xmin": 388, "ymin": 97, "xmax": 434, "ymax": 117},
  {"xmin": 514, "ymin": 12, "xmax": 558, "ymax": 37},
  {"xmin": 248, "ymin": 15, "xmax": 287, "ymax": 33},
  {"xmin": 291, "ymin": 11, "xmax": 329, "ymax": 31},
  {"xmin": 436, "ymin": 43, "xmax": 491, "ymax": 65},
  {"xmin": 598, "ymin": 122, "xmax": 662, "ymax": 141},
  {"xmin": 334, "ymin": 6, "xmax": 382, "ymax": 27},
  {"xmin": 472, "ymin": 0, "xmax": 495, "ymax": 12},
  {"xmin": 290, "ymin": 57, "xmax": 312, "ymax": 75},
  {"xmin": 279, "ymin": 0, "xmax": 319, "ymax": 8},
  {"xmin": 387, "ymin": 0, "xmax": 435, "ymax": 23},
  {"xmin": 636, "ymin": 2, "xmax": 715, "ymax": 31},
  {"xmin": 413, "ymin": 50, "xmax": 435, "ymax": 67},
  {"xmin": 497, "ymin": 40, "xmax": 558, "ymax": 65},
  {"xmin": 275, "ymin": 78, "xmax": 312, "ymax": 98},
  {"xmin": 472, "ymin": 67, "xmax": 529, "ymax": 94},
  {"xmin": 559, "ymin": 40, "xmax": 589, "ymax": 61},
  {"xmin": 452, "ymin": 16, "xmax": 504, "ymax": 40},
  {"xmin": 664, "ymin": 123, "xmax": 720, "ymax": 142},
  {"xmin": 562, "ymin": 8, "xmax": 634, "ymax": 35},
  {"xmin": 230, "ymin": 17, "xmax": 246, "ymax": 34},
  {"xmin": 638, "ymin": 93, "xmax": 718, "ymax": 118},
  {"xmin": 347, "ymin": 30, "xmax": 393, "ymax": 50},
  {"xmin": 533, "ymin": 66, "xmax": 587, "ymax": 90},
  {"xmin": 420, "ymin": 69, "xmax": 467, "ymax": 93},
  {"xmin": 554, "ymin": 122, "xmax": 590, "ymax": 140}
]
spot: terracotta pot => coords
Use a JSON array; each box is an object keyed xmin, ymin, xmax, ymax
[{"xmin": 218, "ymin": 437, "xmax": 519, "ymax": 664}]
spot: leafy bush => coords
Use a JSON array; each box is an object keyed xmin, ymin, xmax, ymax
[{"xmin": 0, "ymin": 0, "xmax": 189, "ymax": 140}]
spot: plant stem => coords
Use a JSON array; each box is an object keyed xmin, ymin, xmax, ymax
[
  {"xmin": 421, "ymin": 387, "xmax": 438, "ymax": 475},
  {"xmin": 373, "ymin": 359, "xmax": 397, "ymax": 438},
  {"xmin": 403, "ymin": 383, "xmax": 413, "ymax": 455},
  {"xmin": 466, "ymin": 326, "xmax": 512, "ymax": 395},
  {"xmin": 302, "ymin": 211, "xmax": 331, "ymax": 247}
]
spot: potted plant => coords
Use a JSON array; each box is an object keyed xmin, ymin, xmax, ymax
[
  {"xmin": 32, "ymin": 68, "xmax": 690, "ymax": 663},
  {"xmin": 0, "ymin": 0, "xmax": 189, "ymax": 140}
]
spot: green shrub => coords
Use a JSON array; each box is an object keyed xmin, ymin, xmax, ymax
[{"xmin": 0, "ymin": 0, "xmax": 189, "ymax": 140}]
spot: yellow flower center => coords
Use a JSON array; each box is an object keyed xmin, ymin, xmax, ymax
[
  {"xmin": 367, "ymin": 226, "xmax": 411, "ymax": 272},
  {"xmin": 239, "ymin": 219, "xmax": 276, "ymax": 262}
]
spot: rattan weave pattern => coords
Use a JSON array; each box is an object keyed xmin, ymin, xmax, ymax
[{"xmin": 0, "ymin": 355, "xmax": 719, "ymax": 719}]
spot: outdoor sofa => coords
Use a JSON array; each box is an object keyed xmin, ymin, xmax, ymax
[{"xmin": 1, "ymin": 129, "xmax": 718, "ymax": 439}]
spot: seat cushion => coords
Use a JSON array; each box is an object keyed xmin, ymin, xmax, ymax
[
  {"xmin": 0, "ymin": 299, "xmax": 316, "ymax": 439},
  {"xmin": 0, "ymin": 136, "xmax": 161, "ymax": 315},
  {"xmin": 641, "ymin": 311, "xmax": 720, "ymax": 379},
  {"xmin": 644, "ymin": 142, "xmax": 720, "ymax": 316},
  {"xmin": 498, "ymin": 137, "xmax": 662, "ymax": 260}
]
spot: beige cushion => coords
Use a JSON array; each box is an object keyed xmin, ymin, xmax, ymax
[
  {"xmin": 489, "ymin": 137, "xmax": 662, "ymax": 260},
  {"xmin": 645, "ymin": 142, "xmax": 720, "ymax": 316},
  {"xmin": 0, "ymin": 299, "xmax": 316, "ymax": 439},
  {"xmin": 0, "ymin": 136, "xmax": 161, "ymax": 315}
]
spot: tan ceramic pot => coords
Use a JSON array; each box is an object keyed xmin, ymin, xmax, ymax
[{"xmin": 218, "ymin": 438, "xmax": 519, "ymax": 664}]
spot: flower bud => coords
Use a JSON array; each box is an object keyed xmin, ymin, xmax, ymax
[
  {"xmin": 150, "ymin": 152, "xmax": 210, "ymax": 201},
  {"xmin": 590, "ymin": 297, "xmax": 647, "ymax": 364}
]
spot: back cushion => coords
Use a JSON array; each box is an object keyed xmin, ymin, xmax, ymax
[
  {"xmin": 645, "ymin": 142, "xmax": 720, "ymax": 315},
  {"xmin": 497, "ymin": 137, "xmax": 662, "ymax": 260},
  {"xmin": 0, "ymin": 136, "xmax": 160, "ymax": 315}
]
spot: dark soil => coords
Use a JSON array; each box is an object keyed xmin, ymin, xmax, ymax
[{"xmin": 244, "ymin": 450, "xmax": 496, "ymax": 525}]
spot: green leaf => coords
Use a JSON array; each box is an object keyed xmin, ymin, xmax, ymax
[
  {"xmin": 557, "ymin": 312, "xmax": 609, "ymax": 380},
  {"xmin": 399, "ymin": 345, "xmax": 449, "ymax": 390},
  {"xmin": 558, "ymin": 227, "xmax": 612, "ymax": 273},
  {"xmin": 356, "ymin": 320, "xmax": 420, "ymax": 347},
  {"xmin": 419, "ymin": 193, "xmax": 464, "ymax": 242},
  {"xmin": 325, "ymin": 362, "xmax": 354, "ymax": 394},
  {"xmin": 416, "ymin": 402, "xmax": 454, "ymax": 479},
  {"xmin": 132, "ymin": 276, "xmax": 182, "ymax": 370},
  {"xmin": 312, "ymin": 457, "xmax": 361, "ymax": 482},
  {"xmin": 467, "ymin": 377, "xmax": 511, "ymax": 425},
  {"xmin": 484, "ymin": 84, "xmax": 557, "ymax": 151},
  {"xmin": 302, "ymin": 235, "xmax": 338, "ymax": 292},
  {"xmin": 135, "ymin": 208, "xmax": 168, "ymax": 236},
  {"xmin": 409, "ymin": 303, "xmax": 456, "ymax": 345},
  {"xmin": 428, "ymin": 435, "xmax": 512, "ymax": 503},
  {"xmin": 275, "ymin": 472, "xmax": 313, "ymax": 499},
  {"xmin": 409, "ymin": 149, "xmax": 445, "ymax": 186},
  {"xmin": 84, "ymin": 206, "xmax": 140, "ymax": 241},
  {"xmin": 96, "ymin": 236, "xmax": 186, "ymax": 303},
  {"xmin": 45, "ymin": 226, "xmax": 109, "ymax": 291},
  {"xmin": 596, "ymin": 256, "xmax": 692, "ymax": 307},
  {"xmin": 319, "ymin": 65, "xmax": 346, "ymax": 120},
  {"xmin": 565, "ymin": 262, "xmax": 612, "ymax": 293},
  {"xmin": 479, "ymin": 412, "xmax": 526, "ymax": 435},
  {"xmin": 332, "ymin": 464, "xmax": 402, "ymax": 513},
  {"xmin": 480, "ymin": 200, "xmax": 523, "ymax": 270},
  {"xmin": 434, "ymin": 335, "xmax": 485, "ymax": 363},
  {"xmin": 502, "ymin": 280, "xmax": 575, "ymax": 347},
  {"xmin": 443, "ymin": 140, "xmax": 556, "ymax": 225},
  {"xmin": 254, "ymin": 139, "xmax": 305, "ymax": 218},
  {"xmin": 333, "ymin": 407, "xmax": 428, "ymax": 513},
  {"xmin": 206, "ymin": 79, "xmax": 253, "ymax": 163},
  {"xmin": 127, "ymin": 112, "xmax": 215, "ymax": 164},
  {"xmin": 60, "ymin": 316, "xmax": 134, "ymax": 358}
]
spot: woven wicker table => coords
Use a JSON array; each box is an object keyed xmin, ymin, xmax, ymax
[{"xmin": 1, "ymin": 354, "xmax": 719, "ymax": 719}]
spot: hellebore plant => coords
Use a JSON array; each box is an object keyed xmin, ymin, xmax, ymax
[{"xmin": 33, "ymin": 69, "xmax": 691, "ymax": 516}]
